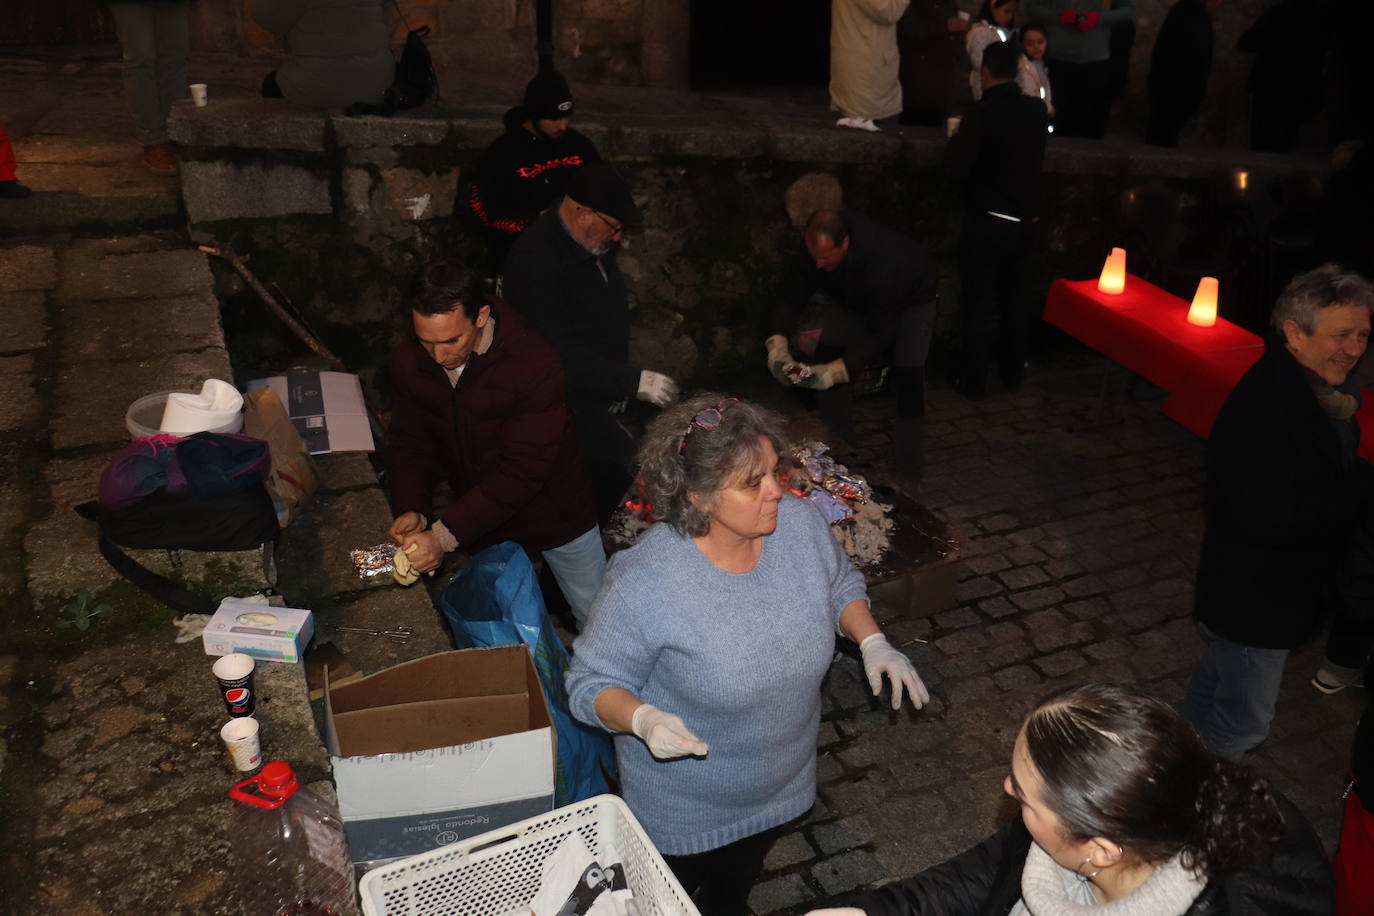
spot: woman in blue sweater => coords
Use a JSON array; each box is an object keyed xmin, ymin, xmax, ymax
[{"xmin": 567, "ymin": 394, "xmax": 929, "ymax": 915}]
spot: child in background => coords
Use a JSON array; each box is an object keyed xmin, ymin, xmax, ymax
[
  {"xmin": 966, "ymin": 0, "xmax": 1018, "ymax": 100},
  {"xmin": 1017, "ymin": 25, "xmax": 1055, "ymax": 121}
]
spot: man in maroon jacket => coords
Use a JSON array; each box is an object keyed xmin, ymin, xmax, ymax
[{"xmin": 387, "ymin": 258, "xmax": 605, "ymax": 626}]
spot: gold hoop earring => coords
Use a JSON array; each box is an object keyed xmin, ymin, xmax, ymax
[{"xmin": 1076, "ymin": 855, "xmax": 1100, "ymax": 880}]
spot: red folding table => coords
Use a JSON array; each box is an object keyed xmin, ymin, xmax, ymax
[{"xmin": 1042, "ymin": 276, "xmax": 1374, "ymax": 460}]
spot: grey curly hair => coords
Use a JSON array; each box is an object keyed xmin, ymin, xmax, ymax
[
  {"xmin": 637, "ymin": 393, "xmax": 788, "ymax": 538},
  {"xmin": 1270, "ymin": 263, "xmax": 1374, "ymax": 335}
]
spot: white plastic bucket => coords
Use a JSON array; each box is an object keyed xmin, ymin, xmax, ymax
[{"xmin": 125, "ymin": 390, "xmax": 244, "ymax": 439}]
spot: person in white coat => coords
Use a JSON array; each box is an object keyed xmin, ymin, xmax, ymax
[{"xmin": 830, "ymin": 0, "xmax": 911, "ymax": 131}]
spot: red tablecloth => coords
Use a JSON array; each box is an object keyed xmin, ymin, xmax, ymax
[{"xmin": 1043, "ymin": 276, "xmax": 1374, "ymax": 460}]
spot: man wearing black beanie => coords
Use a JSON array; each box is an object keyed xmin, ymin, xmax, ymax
[{"xmin": 466, "ymin": 70, "xmax": 601, "ymax": 278}]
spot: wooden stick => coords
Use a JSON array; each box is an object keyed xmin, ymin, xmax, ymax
[{"xmin": 198, "ymin": 241, "xmax": 391, "ymax": 434}]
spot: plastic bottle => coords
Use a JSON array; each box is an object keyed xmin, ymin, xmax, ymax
[{"xmin": 228, "ymin": 760, "xmax": 359, "ymax": 916}]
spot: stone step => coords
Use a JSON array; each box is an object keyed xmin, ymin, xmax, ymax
[{"xmin": 0, "ymin": 138, "xmax": 179, "ymax": 235}]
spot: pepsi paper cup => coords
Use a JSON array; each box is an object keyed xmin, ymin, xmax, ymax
[{"xmin": 212, "ymin": 653, "xmax": 256, "ymax": 718}]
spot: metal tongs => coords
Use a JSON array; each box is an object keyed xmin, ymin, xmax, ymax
[{"xmin": 334, "ymin": 624, "xmax": 414, "ymax": 643}]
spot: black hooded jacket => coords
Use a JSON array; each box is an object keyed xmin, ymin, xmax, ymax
[{"xmin": 466, "ymin": 106, "xmax": 600, "ymax": 266}]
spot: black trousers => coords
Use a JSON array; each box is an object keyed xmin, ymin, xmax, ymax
[
  {"xmin": 958, "ymin": 211, "xmax": 1035, "ymax": 395},
  {"xmin": 662, "ymin": 828, "xmax": 780, "ymax": 916},
  {"xmin": 571, "ymin": 402, "xmax": 635, "ymax": 528},
  {"xmin": 1047, "ymin": 58, "xmax": 1113, "ymax": 138}
]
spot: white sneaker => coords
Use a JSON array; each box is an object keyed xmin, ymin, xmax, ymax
[{"xmin": 835, "ymin": 116, "xmax": 881, "ymax": 133}]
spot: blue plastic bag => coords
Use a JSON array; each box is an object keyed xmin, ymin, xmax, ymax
[{"xmin": 440, "ymin": 542, "xmax": 615, "ymax": 806}]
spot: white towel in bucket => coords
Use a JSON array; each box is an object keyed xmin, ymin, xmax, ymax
[{"xmin": 160, "ymin": 379, "xmax": 244, "ymax": 434}]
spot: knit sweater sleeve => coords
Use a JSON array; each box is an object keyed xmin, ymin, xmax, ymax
[
  {"xmin": 566, "ymin": 570, "xmax": 654, "ymax": 731},
  {"xmin": 799, "ymin": 496, "xmax": 870, "ymax": 633}
]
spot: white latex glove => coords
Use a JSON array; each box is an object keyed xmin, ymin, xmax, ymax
[
  {"xmin": 790, "ymin": 357, "xmax": 850, "ymax": 390},
  {"xmin": 631, "ymin": 703, "xmax": 709, "ymax": 759},
  {"xmin": 860, "ymin": 633, "xmax": 929, "ymax": 710},
  {"xmin": 636, "ymin": 370, "xmax": 678, "ymax": 408},
  {"xmin": 766, "ymin": 334, "xmax": 794, "ymax": 385}
]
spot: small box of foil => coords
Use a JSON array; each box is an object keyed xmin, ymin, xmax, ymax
[{"xmin": 202, "ymin": 600, "xmax": 314, "ymax": 663}]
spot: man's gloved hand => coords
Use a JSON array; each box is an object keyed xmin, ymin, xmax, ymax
[
  {"xmin": 789, "ymin": 357, "xmax": 850, "ymax": 391},
  {"xmin": 766, "ymin": 334, "xmax": 795, "ymax": 385},
  {"xmin": 637, "ymin": 370, "xmax": 678, "ymax": 408},
  {"xmin": 388, "ymin": 511, "xmax": 426, "ymax": 545},
  {"xmin": 1077, "ymin": 10, "xmax": 1101, "ymax": 31},
  {"xmin": 1059, "ymin": 8, "xmax": 1078, "ymax": 24},
  {"xmin": 859, "ymin": 633, "xmax": 930, "ymax": 710},
  {"xmin": 631, "ymin": 704, "xmax": 710, "ymax": 759}
]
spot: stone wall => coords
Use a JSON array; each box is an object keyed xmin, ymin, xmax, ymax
[
  {"xmin": 189, "ymin": 0, "xmax": 688, "ymax": 89},
  {"xmin": 169, "ymin": 97, "xmax": 1310, "ymax": 394},
  {"xmin": 190, "ymin": 1, "xmax": 1282, "ymax": 136}
]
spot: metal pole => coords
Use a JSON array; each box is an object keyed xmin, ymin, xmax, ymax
[{"xmin": 536, "ymin": 0, "xmax": 554, "ymax": 72}]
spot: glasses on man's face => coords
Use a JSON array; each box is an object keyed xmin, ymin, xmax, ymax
[
  {"xmin": 590, "ymin": 209, "xmax": 624, "ymax": 238},
  {"xmin": 678, "ymin": 397, "xmax": 739, "ymax": 456}
]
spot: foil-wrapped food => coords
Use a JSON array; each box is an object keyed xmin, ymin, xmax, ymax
[{"xmin": 350, "ymin": 542, "xmax": 398, "ymax": 579}]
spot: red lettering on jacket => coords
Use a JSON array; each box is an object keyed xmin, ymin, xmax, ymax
[{"xmin": 516, "ymin": 155, "xmax": 585, "ymax": 180}]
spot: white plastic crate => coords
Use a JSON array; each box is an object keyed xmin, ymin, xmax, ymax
[{"xmin": 358, "ymin": 795, "xmax": 699, "ymax": 916}]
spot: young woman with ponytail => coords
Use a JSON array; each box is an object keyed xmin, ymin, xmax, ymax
[{"xmin": 809, "ymin": 683, "xmax": 1332, "ymax": 915}]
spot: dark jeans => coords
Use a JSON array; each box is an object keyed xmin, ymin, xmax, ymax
[
  {"xmin": 958, "ymin": 211, "xmax": 1034, "ymax": 395},
  {"xmin": 663, "ymin": 828, "xmax": 780, "ymax": 916},
  {"xmin": 1047, "ymin": 58, "xmax": 1113, "ymax": 138}
]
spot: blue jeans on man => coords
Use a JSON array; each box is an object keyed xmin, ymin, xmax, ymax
[
  {"xmin": 1183, "ymin": 625, "xmax": 1290, "ymax": 761},
  {"xmin": 541, "ymin": 525, "xmax": 607, "ymax": 629}
]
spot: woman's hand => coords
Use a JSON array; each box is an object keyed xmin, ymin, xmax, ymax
[
  {"xmin": 632, "ymin": 704, "xmax": 710, "ymax": 759},
  {"xmin": 859, "ymin": 634, "xmax": 930, "ymax": 710}
]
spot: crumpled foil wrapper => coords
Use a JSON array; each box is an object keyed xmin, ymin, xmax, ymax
[
  {"xmin": 791, "ymin": 440, "xmax": 873, "ymax": 505},
  {"xmin": 350, "ymin": 542, "xmax": 398, "ymax": 579}
]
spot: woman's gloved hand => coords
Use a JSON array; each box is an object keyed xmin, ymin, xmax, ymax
[
  {"xmin": 859, "ymin": 633, "xmax": 930, "ymax": 710},
  {"xmin": 631, "ymin": 704, "xmax": 710, "ymax": 759}
]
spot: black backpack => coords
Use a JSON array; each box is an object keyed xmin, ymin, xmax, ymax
[
  {"xmin": 346, "ymin": 2, "xmax": 438, "ymax": 117},
  {"xmin": 76, "ymin": 477, "xmax": 280, "ymax": 614},
  {"xmin": 385, "ymin": 25, "xmax": 437, "ymax": 112}
]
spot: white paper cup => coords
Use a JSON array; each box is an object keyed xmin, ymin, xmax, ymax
[
  {"xmin": 190, "ymin": 83, "xmax": 208, "ymax": 107},
  {"xmin": 220, "ymin": 717, "xmax": 262, "ymax": 772},
  {"xmin": 946, "ymin": 116, "xmax": 963, "ymax": 138},
  {"xmin": 957, "ymin": 10, "xmax": 971, "ymax": 20}
]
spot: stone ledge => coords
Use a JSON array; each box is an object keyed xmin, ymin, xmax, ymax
[
  {"xmin": 168, "ymin": 98, "xmax": 328, "ymax": 151},
  {"xmin": 181, "ymin": 160, "xmax": 332, "ymax": 223}
]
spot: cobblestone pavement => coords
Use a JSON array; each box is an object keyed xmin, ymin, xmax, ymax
[{"xmin": 745, "ymin": 372, "xmax": 1363, "ymax": 914}]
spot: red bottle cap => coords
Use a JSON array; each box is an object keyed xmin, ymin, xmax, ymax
[{"xmin": 229, "ymin": 760, "xmax": 299, "ymax": 809}]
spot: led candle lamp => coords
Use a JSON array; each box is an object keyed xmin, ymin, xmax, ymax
[
  {"xmin": 1187, "ymin": 277, "xmax": 1219, "ymax": 328},
  {"xmin": 1098, "ymin": 248, "xmax": 1126, "ymax": 295}
]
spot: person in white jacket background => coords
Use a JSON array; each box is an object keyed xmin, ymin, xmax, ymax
[
  {"xmin": 966, "ymin": 0, "xmax": 1019, "ymax": 99},
  {"xmin": 830, "ymin": 0, "xmax": 911, "ymax": 132}
]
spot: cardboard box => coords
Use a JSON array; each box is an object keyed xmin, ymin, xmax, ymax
[
  {"xmin": 246, "ymin": 371, "xmax": 374, "ymax": 454},
  {"xmin": 202, "ymin": 600, "xmax": 314, "ymax": 663},
  {"xmin": 324, "ymin": 646, "xmax": 556, "ymax": 864}
]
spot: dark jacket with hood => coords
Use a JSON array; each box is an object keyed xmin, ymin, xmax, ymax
[
  {"xmin": 1195, "ymin": 338, "xmax": 1369, "ymax": 649},
  {"xmin": 845, "ymin": 794, "xmax": 1332, "ymax": 916},
  {"xmin": 467, "ymin": 106, "xmax": 600, "ymax": 268},
  {"xmin": 387, "ymin": 297, "xmax": 596, "ymax": 554}
]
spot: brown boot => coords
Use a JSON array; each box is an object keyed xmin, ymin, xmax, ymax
[{"xmin": 141, "ymin": 142, "xmax": 177, "ymax": 176}]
